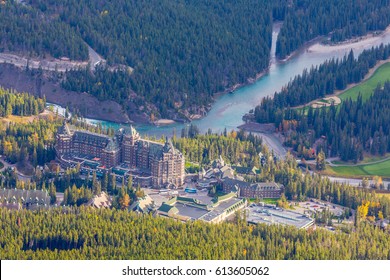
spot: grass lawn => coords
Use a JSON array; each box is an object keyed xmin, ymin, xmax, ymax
[
  {"xmin": 339, "ymin": 62, "xmax": 390, "ymax": 102},
  {"xmin": 327, "ymin": 158, "xmax": 390, "ymax": 178},
  {"xmin": 1, "ymin": 115, "xmax": 35, "ymax": 125},
  {"xmin": 262, "ymin": 198, "xmax": 279, "ymax": 205},
  {"xmin": 185, "ymin": 161, "xmax": 200, "ymax": 173},
  {"xmin": 331, "ymin": 154, "xmax": 390, "ymax": 165},
  {"xmin": 295, "ymin": 62, "xmax": 390, "ymax": 113},
  {"xmin": 185, "ymin": 161, "xmax": 199, "ymax": 168},
  {"xmin": 249, "ymin": 197, "xmax": 279, "ymax": 205}
]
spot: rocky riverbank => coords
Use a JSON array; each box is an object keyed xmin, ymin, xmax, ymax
[{"xmin": 0, "ymin": 63, "xmax": 130, "ymax": 123}]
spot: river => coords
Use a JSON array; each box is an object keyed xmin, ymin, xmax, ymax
[
  {"xmin": 48, "ymin": 24, "xmax": 390, "ymax": 185},
  {"xmin": 71, "ymin": 23, "xmax": 390, "ymax": 138}
]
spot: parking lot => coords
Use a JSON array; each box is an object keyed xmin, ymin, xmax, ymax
[
  {"xmin": 295, "ymin": 200, "xmax": 345, "ymax": 217},
  {"xmin": 246, "ymin": 204, "xmax": 314, "ymax": 229}
]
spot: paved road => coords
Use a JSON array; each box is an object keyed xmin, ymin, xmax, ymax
[
  {"xmin": 56, "ymin": 192, "xmax": 64, "ymax": 205},
  {"xmin": 87, "ymin": 45, "xmax": 106, "ymax": 69},
  {"xmin": 0, "ymin": 45, "xmax": 133, "ymax": 73},
  {"xmin": 0, "ymin": 158, "xmax": 33, "ymax": 181},
  {"xmin": 252, "ymin": 132, "xmax": 287, "ymax": 158},
  {"xmin": 0, "ymin": 52, "xmax": 89, "ymax": 72},
  {"xmin": 248, "ymin": 134, "xmax": 382, "ymax": 186},
  {"xmin": 302, "ymin": 168, "xmax": 390, "ymax": 187},
  {"xmin": 0, "ymin": 43, "xmax": 104, "ymax": 73},
  {"xmin": 327, "ymin": 175, "xmax": 390, "ymax": 188}
]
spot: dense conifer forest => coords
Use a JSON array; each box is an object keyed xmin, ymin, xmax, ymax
[
  {"xmin": 0, "ymin": 89, "xmax": 58, "ymax": 165},
  {"xmin": 173, "ymin": 130, "xmax": 263, "ymax": 167},
  {"xmin": 276, "ymin": 0, "xmax": 390, "ymax": 59},
  {"xmin": 255, "ymin": 45, "xmax": 390, "ymax": 162},
  {"xmin": 286, "ymin": 83, "xmax": 390, "ymax": 161},
  {"xmin": 0, "ymin": 207, "xmax": 389, "ymax": 260},
  {"xmin": 255, "ymin": 44, "xmax": 390, "ymax": 124},
  {"xmin": 0, "ymin": 87, "xmax": 45, "ymax": 117},
  {"xmin": 26, "ymin": 0, "xmax": 274, "ymax": 117},
  {"xmin": 254, "ymin": 44, "xmax": 390, "ymax": 161},
  {"xmin": 2, "ymin": 0, "xmax": 390, "ymax": 118},
  {"xmin": 61, "ymin": 66, "xmax": 139, "ymax": 115},
  {"xmin": 0, "ymin": 1, "xmax": 88, "ymax": 60}
]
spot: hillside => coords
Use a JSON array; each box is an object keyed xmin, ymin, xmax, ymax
[
  {"xmin": 25, "ymin": 0, "xmax": 274, "ymax": 119},
  {"xmin": 0, "ymin": 64, "xmax": 130, "ymax": 123},
  {"xmin": 276, "ymin": 0, "xmax": 390, "ymax": 59},
  {"xmin": 1, "ymin": 0, "xmax": 390, "ymax": 121},
  {"xmin": 0, "ymin": 1, "xmax": 88, "ymax": 60}
]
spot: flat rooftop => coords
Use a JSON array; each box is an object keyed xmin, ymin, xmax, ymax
[
  {"xmin": 201, "ymin": 197, "xmax": 243, "ymax": 222},
  {"xmin": 247, "ymin": 205, "xmax": 314, "ymax": 229},
  {"xmin": 174, "ymin": 203, "xmax": 209, "ymax": 219}
]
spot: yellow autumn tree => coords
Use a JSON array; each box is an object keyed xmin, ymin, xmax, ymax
[
  {"xmin": 357, "ymin": 201, "xmax": 370, "ymax": 220},
  {"xmin": 119, "ymin": 193, "xmax": 130, "ymax": 210}
]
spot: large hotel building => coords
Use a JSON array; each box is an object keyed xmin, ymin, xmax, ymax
[{"xmin": 55, "ymin": 123, "xmax": 185, "ymax": 187}]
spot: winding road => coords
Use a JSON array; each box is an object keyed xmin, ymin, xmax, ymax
[{"xmin": 0, "ymin": 158, "xmax": 33, "ymax": 181}]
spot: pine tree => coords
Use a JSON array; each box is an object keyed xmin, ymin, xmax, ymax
[
  {"xmin": 102, "ymin": 172, "xmax": 108, "ymax": 193},
  {"xmin": 316, "ymin": 150, "xmax": 326, "ymax": 170},
  {"xmin": 49, "ymin": 182, "xmax": 56, "ymax": 204}
]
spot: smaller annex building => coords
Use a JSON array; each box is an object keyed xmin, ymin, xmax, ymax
[
  {"xmin": 222, "ymin": 178, "xmax": 283, "ymax": 199},
  {"xmin": 157, "ymin": 192, "xmax": 246, "ymax": 224}
]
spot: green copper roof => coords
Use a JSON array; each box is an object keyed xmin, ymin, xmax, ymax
[{"xmin": 158, "ymin": 203, "xmax": 179, "ymax": 215}]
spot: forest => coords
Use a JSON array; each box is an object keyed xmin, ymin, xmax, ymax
[
  {"xmin": 1, "ymin": 1, "xmax": 390, "ymax": 120},
  {"xmin": 2, "ymin": 0, "xmax": 390, "ymax": 119},
  {"xmin": 0, "ymin": 1, "xmax": 88, "ymax": 60},
  {"xmin": 26, "ymin": 0, "xmax": 274, "ymax": 118},
  {"xmin": 254, "ymin": 44, "xmax": 390, "ymax": 161},
  {"xmin": 0, "ymin": 118, "xmax": 59, "ymax": 165},
  {"xmin": 1, "ymin": 207, "xmax": 389, "ymax": 260},
  {"xmin": 0, "ymin": 90, "xmax": 59, "ymax": 165},
  {"xmin": 172, "ymin": 129, "xmax": 263, "ymax": 168},
  {"xmin": 0, "ymin": 87, "xmax": 45, "ymax": 117},
  {"xmin": 285, "ymin": 83, "xmax": 390, "ymax": 161},
  {"xmin": 255, "ymin": 44, "xmax": 390, "ymax": 124},
  {"xmin": 61, "ymin": 66, "xmax": 139, "ymax": 115},
  {"xmin": 276, "ymin": 0, "xmax": 390, "ymax": 59}
]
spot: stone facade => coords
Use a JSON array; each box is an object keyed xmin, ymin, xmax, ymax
[
  {"xmin": 55, "ymin": 123, "xmax": 185, "ymax": 187},
  {"xmin": 222, "ymin": 178, "xmax": 283, "ymax": 199}
]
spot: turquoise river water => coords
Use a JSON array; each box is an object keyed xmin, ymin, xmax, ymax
[{"xmin": 51, "ymin": 24, "xmax": 390, "ymax": 138}]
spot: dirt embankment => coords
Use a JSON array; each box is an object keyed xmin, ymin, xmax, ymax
[{"xmin": 0, "ymin": 63, "xmax": 130, "ymax": 123}]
